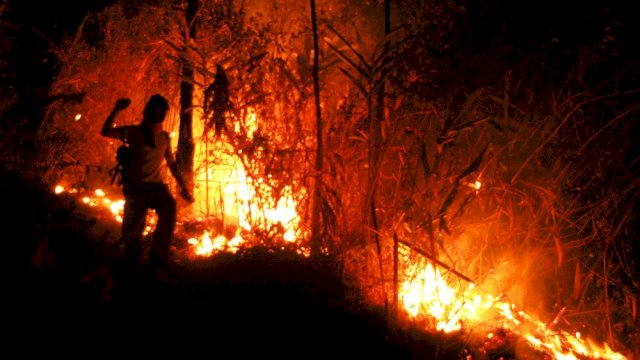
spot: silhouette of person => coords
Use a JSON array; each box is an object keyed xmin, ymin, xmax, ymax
[{"xmin": 101, "ymin": 94, "xmax": 194, "ymax": 273}]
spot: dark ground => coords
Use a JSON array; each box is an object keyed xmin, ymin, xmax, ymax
[{"xmin": 0, "ymin": 164, "xmax": 469, "ymax": 359}]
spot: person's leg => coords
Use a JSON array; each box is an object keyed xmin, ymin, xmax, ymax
[
  {"xmin": 148, "ymin": 184, "xmax": 177, "ymax": 264},
  {"xmin": 121, "ymin": 191, "xmax": 148, "ymax": 268}
]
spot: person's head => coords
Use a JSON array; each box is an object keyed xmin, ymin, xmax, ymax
[{"xmin": 143, "ymin": 94, "xmax": 169, "ymax": 126}]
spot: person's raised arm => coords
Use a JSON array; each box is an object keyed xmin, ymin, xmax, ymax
[{"xmin": 101, "ymin": 98, "xmax": 131, "ymax": 139}]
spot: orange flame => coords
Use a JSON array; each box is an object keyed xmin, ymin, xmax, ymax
[
  {"xmin": 398, "ymin": 243, "xmax": 627, "ymax": 359},
  {"xmin": 50, "ymin": 103, "xmax": 627, "ymax": 359},
  {"xmin": 53, "ymin": 186, "xmax": 627, "ymax": 359},
  {"xmin": 187, "ymin": 229, "xmax": 245, "ymax": 255}
]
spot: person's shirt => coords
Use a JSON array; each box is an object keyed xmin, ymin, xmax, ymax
[{"xmin": 109, "ymin": 124, "xmax": 175, "ymax": 184}]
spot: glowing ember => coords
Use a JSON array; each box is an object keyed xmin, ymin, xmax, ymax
[{"xmin": 74, "ymin": 113, "xmax": 82, "ymax": 121}]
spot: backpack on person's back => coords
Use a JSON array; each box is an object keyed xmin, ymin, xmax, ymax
[{"xmin": 111, "ymin": 142, "xmax": 131, "ymax": 186}]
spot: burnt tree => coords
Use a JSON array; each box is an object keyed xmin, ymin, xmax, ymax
[{"xmin": 309, "ymin": 0, "xmax": 324, "ymax": 257}]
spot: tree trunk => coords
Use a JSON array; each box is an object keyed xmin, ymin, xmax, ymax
[
  {"xmin": 309, "ymin": 0, "xmax": 323, "ymax": 257},
  {"xmin": 176, "ymin": 0, "xmax": 198, "ymax": 198},
  {"xmin": 367, "ymin": 0, "xmax": 391, "ymax": 313}
]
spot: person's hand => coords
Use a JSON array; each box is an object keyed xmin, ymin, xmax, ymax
[
  {"xmin": 114, "ymin": 98, "xmax": 131, "ymax": 111},
  {"xmin": 180, "ymin": 187, "xmax": 195, "ymax": 203}
]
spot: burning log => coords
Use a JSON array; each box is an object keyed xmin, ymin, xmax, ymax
[{"xmin": 548, "ymin": 306, "xmax": 567, "ymax": 330}]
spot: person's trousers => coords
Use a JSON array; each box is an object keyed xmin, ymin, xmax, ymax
[{"xmin": 121, "ymin": 182, "xmax": 176, "ymax": 263}]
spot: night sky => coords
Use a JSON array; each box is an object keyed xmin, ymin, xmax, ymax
[{"xmin": 4, "ymin": 0, "xmax": 639, "ymax": 84}]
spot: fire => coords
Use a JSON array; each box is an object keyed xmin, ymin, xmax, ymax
[
  {"xmin": 54, "ymin": 105, "xmax": 305, "ymax": 259},
  {"xmin": 52, "ymin": 183, "xmax": 628, "ymax": 358},
  {"xmin": 398, "ymin": 243, "xmax": 627, "ymax": 359},
  {"xmin": 187, "ymin": 229, "xmax": 245, "ymax": 255},
  {"xmin": 185, "ymin": 106, "xmax": 305, "ymax": 252},
  {"xmin": 55, "ymin": 181, "xmax": 300, "ymax": 256},
  {"xmin": 110, "ymin": 199, "xmax": 125, "ymax": 222},
  {"xmin": 49, "ymin": 101, "xmax": 627, "ymax": 360},
  {"xmin": 401, "ymin": 263, "xmax": 464, "ymax": 331}
]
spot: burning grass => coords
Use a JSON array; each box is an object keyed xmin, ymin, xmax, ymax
[{"xmin": 46, "ymin": 170, "xmax": 632, "ymax": 359}]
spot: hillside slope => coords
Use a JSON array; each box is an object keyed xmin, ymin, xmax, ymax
[{"xmin": 1, "ymin": 164, "xmax": 467, "ymax": 358}]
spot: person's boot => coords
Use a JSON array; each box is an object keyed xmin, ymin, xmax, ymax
[
  {"xmin": 145, "ymin": 251, "xmax": 174, "ymax": 282},
  {"xmin": 122, "ymin": 242, "xmax": 143, "ymax": 271}
]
